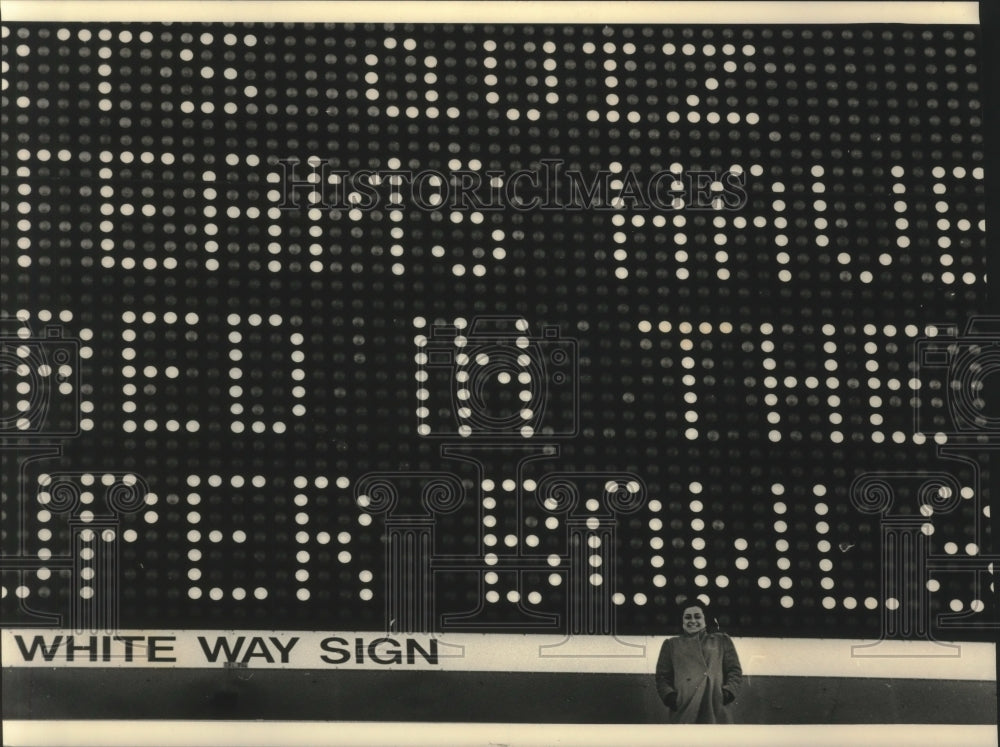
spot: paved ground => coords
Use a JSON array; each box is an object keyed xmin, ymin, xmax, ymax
[{"xmin": 4, "ymin": 668, "xmax": 996, "ymax": 723}]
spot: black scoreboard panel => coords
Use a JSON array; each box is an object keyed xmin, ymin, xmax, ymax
[{"xmin": 1, "ymin": 22, "xmax": 995, "ymax": 640}]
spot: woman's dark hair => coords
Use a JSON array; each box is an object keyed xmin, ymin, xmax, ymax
[{"xmin": 679, "ymin": 598, "xmax": 709, "ymax": 614}]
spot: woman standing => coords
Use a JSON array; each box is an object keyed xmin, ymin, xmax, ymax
[{"xmin": 655, "ymin": 602, "xmax": 743, "ymax": 723}]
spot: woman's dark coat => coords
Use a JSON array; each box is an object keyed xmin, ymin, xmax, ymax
[{"xmin": 655, "ymin": 630, "xmax": 743, "ymax": 723}]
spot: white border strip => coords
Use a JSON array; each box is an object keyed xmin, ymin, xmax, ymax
[
  {"xmin": 0, "ymin": 1, "xmax": 981, "ymax": 25},
  {"xmin": 3, "ymin": 722, "xmax": 998, "ymax": 747},
  {"xmin": 2, "ymin": 630, "xmax": 995, "ymax": 679}
]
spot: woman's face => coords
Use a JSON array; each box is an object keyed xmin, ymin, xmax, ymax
[{"xmin": 682, "ymin": 606, "xmax": 707, "ymax": 634}]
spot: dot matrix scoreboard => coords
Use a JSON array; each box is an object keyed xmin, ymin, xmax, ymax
[{"xmin": 0, "ymin": 0, "xmax": 997, "ymax": 716}]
